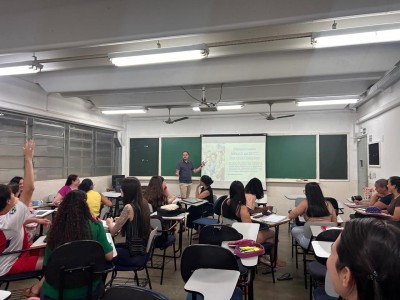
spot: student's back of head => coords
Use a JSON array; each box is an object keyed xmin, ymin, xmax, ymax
[
  {"xmin": 47, "ymin": 190, "xmax": 93, "ymax": 250},
  {"xmin": 78, "ymin": 178, "xmax": 93, "ymax": 193},
  {"xmin": 305, "ymin": 182, "xmax": 330, "ymax": 217},
  {"xmin": 328, "ymin": 218, "xmax": 400, "ymax": 300},
  {"xmin": 245, "ymin": 178, "xmax": 264, "ymax": 199},
  {"xmin": 143, "ymin": 176, "xmax": 165, "ymax": 211}
]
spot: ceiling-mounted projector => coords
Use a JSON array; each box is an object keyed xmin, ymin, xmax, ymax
[{"xmin": 199, "ymin": 103, "xmax": 217, "ymax": 112}]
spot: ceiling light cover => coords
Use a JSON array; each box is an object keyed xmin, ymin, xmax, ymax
[
  {"xmin": 296, "ymin": 99, "xmax": 358, "ymax": 106},
  {"xmin": 101, "ymin": 108, "xmax": 147, "ymax": 115},
  {"xmin": 313, "ymin": 28, "xmax": 400, "ymax": 48},
  {"xmin": 109, "ymin": 44, "xmax": 209, "ymax": 66},
  {"xmin": 0, "ymin": 61, "xmax": 43, "ymax": 76},
  {"xmin": 193, "ymin": 104, "xmax": 243, "ymax": 111}
]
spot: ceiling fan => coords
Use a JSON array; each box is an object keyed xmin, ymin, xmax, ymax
[
  {"xmin": 260, "ymin": 101, "xmax": 295, "ymax": 120},
  {"xmin": 163, "ymin": 107, "xmax": 189, "ymax": 124}
]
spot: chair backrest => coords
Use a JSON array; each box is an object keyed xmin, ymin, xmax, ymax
[
  {"xmin": 316, "ymin": 229, "xmax": 342, "ymax": 242},
  {"xmin": 325, "ymin": 197, "xmax": 339, "ymax": 216},
  {"xmin": 44, "ymin": 240, "xmax": 106, "ymax": 299},
  {"xmin": 146, "ymin": 228, "xmax": 158, "ymax": 254},
  {"xmin": 303, "ymin": 222, "xmax": 336, "ymax": 240},
  {"xmin": 199, "ymin": 225, "xmax": 243, "ymax": 245},
  {"xmin": 213, "ymin": 195, "xmax": 228, "ymax": 216},
  {"xmin": 212, "ymin": 194, "xmax": 218, "ymax": 204},
  {"xmin": 150, "ymin": 216, "xmax": 163, "ymax": 237},
  {"xmin": 180, "ymin": 244, "xmax": 239, "ymax": 282},
  {"xmin": 104, "ymin": 285, "xmax": 169, "ymax": 300}
]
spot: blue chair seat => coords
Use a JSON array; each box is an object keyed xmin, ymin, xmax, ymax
[
  {"xmin": 308, "ymin": 261, "xmax": 326, "ymax": 281},
  {"xmin": 193, "ymin": 218, "xmax": 219, "ymax": 226}
]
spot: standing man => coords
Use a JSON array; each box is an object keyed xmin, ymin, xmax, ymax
[{"xmin": 176, "ymin": 151, "xmax": 206, "ymax": 199}]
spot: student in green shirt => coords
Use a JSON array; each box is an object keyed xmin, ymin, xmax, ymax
[{"xmin": 25, "ymin": 190, "xmax": 113, "ymax": 299}]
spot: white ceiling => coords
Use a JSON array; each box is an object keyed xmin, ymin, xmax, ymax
[{"xmin": 1, "ymin": 0, "xmax": 400, "ymax": 120}]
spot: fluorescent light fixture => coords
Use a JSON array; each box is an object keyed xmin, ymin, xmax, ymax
[
  {"xmin": 0, "ymin": 60, "xmax": 43, "ymax": 76},
  {"xmin": 296, "ymin": 99, "xmax": 358, "ymax": 106},
  {"xmin": 101, "ymin": 108, "xmax": 147, "ymax": 115},
  {"xmin": 109, "ymin": 44, "xmax": 209, "ymax": 67},
  {"xmin": 313, "ymin": 28, "xmax": 400, "ymax": 48},
  {"xmin": 192, "ymin": 104, "xmax": 243, "ymax": 111}
]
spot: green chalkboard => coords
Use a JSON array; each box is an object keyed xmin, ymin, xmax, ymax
[
  {"xmin": 161, "ymin": 137, "xmax": 201, "ymax": 176},
  {"xmin": 129, "ymin": 138, "xmax": 159, "ymax": 176},
  {"xmin": 266, "ymin": 135, "xmax": 317, "ymax": 179},
  {"xmin": 319, "ymin": 135, "xmax": 348, "ymax": 179}
]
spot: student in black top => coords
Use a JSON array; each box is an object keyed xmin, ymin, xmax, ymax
[{"xmin": 188, "ymin": 175, "xmax": 214, "ymax": 239}]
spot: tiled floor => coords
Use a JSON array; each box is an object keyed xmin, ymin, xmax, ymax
[{"xmin": 5, "ymin": 223, "xmax": 309, "ymax": 300}]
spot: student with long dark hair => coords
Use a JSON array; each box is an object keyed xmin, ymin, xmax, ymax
[
  {"xmin": 144, "ymin": 176, "xmax": 170, "ymax": 212},
  {"xmin": 52, "ymin": 174, "xmax": 80, "ymax": 205},
  {"xmin": 327, "ymin": 218, "xmax": 400, "ymax": 300},
  {"xmin": 245, "ymin": 178, "xmax": 273, "ymax": 214},
  {"xmin": 106, "ymin": 177, "xmax": 151, "ymax": 265},
  {"xmin": 386, "ymin": 176, "xmax": 400, "ymax": 221},
  {"xmin": 222, "ymin": 180, "xmax": 273, "ymax": 245},
  {"xmin": 78, "ymin": 178, "xmax": 112, "ymax": 217},
  {"xmin": 289, "ymin": 182, "xmax": 336, "ymax": 248}
]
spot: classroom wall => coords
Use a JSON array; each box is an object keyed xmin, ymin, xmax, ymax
[
  {"xmin": 0, "ymin": 77, "xmax": 123, "ymax": 131},
  {"xmin": 356, "ymin": 79, "xmax": 400, "ymax": 184},
  {"xmin": 123, "ymin": 111, "xmax": 358, "ymax": 218},
  {"xmin": 0, "ymin": 77, "xmax": 123, "ymax": 199}
]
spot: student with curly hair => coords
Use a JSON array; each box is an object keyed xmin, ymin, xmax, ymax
[{"xmin": 33, "ymin": 190, "xmax": 113, "ymax": 299}]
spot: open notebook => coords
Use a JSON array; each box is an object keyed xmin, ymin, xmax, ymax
[{"xmin": 259, "ymin": 214, "xmax": 288, "ymax": 223}]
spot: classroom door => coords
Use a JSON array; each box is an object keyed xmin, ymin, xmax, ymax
[{"xmin": 357, "ymin": 136, "xmax": 368, "ymax": 194}]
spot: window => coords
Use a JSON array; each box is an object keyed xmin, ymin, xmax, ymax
[{"xmin": 0, "ymin": 110, "xmax": 118, "ymax": 181}]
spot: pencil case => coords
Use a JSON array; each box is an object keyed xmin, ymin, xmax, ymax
[{"xmin": 228, "ymin": 239, "xmax": 265, "ymax": 258}]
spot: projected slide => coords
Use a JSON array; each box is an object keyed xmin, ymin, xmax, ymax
[{"xmin": 202, "ymin": 135, "xmax": 266, "ymax": 188}]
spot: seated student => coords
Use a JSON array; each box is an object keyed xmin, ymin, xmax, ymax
[
  {"xmin": 52, "ymin": 174, "xmax": 80, "ymax": 205},
  {"xmin": 386, "ymin": 176, "xmax": 400, "ymax": 221},
  {"xmin": 29, "ymin": 190, "xmax": 113, "ymax": 299},
  {"xmin": 288, "ymin": 182, "xmax": 337, "ymax": 248},
  {"xmin": 144, "ymin": 176, "xmax": 176, "ymax": 212},
  {"xmin": 221, "ymin": 180, "xmax": 274, "ymax": 245},
  {"xmin": 7, "ymin": 182, "xmax": 51, "ymax": 242},
  {"xmin": 0, "ymin": 141, "xmax": 44, "ymax": 281},
  {"xmin": 354, "ymin": 178, "xmax": 392, "ymax": 209},
  {"xmin": 245, "ymin": 178, "xmax": 274, "ymax": 214},
  {"xmin": 327, "ymin": 218, "xmax": 400, "ymax": 300},
  {"xmin": 106, "ymin": 177, "xmax": 151, "ymax": 266},
  {"xmin": 8, "ymin": 176, "xmax": 23, "ymax": 198},
  {"xmin": 78, "ymin": 178, "xmax": 112, "ymax": 217},
  {"xmin": 187, "ymin": 175, "xmax": 214, "ymax": 239}
]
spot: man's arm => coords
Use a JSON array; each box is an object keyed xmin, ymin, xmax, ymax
[
  {"xmin": 19, "ymin": 140, "xmax": 35, "ymax": 207},
  {"xmin": 175, "ymin": 169, "xmax": 180, "ymax": 176},
  {"xmin": 192, "ymin": 161, "xmax": 206, "ymax": 174}
]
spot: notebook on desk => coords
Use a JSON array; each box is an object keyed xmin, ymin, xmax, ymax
[
  {"xmin": 259, "ymin": 214, "xmax": 287, "ymax": 223},
  {"xmin": 180, "ymin": 198, "xmax": 204, "ymax": 205}
]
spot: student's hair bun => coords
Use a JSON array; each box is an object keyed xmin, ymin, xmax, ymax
[{"xmin": 201, "ymin": 175, "xmax": 214, "ymax": 186}]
